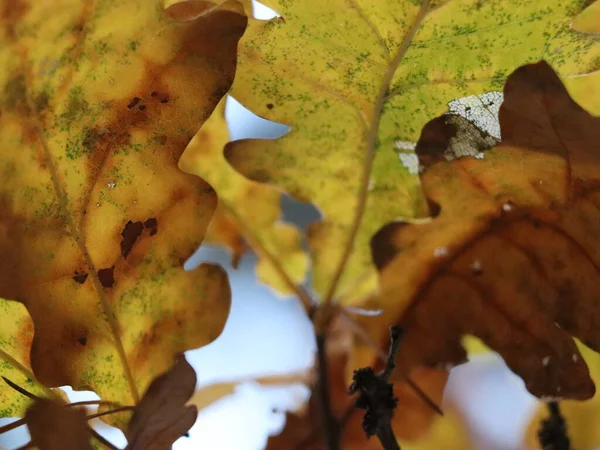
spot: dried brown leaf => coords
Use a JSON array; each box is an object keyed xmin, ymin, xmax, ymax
[
  {"xmin": 126, "ymin": 355, "xmax": 197, "ymax": 450},
  {"xmin": 367, "ymin": 61, "xmax": 600, "ymax": 400},
  {"xmin": 26, "ymin": 398, "xmax": 92, "ymax": 450}
]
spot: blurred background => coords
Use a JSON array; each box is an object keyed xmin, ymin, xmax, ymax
[{"xmin": 0, "ymin": 1, "xmax": 553, "ymax": 449}]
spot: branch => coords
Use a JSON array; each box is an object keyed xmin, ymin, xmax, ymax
[
  {"xmin": 349, "ymin": 326, "xmax": 404, "ymax": 450},
  {"xmin": 538, "ymin": 401, "xmax": 570, "ymax": 450},
  {"xmin": 316, "ymin": 333, "xmax": 340, "ymax": 450}
]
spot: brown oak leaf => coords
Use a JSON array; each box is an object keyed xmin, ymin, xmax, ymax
[
  {"xmin": 126, "ymin": 354, "xmax": 197, "ymax": 450},
  {"xmin": 365, "ymin": 60, "xmax": 600, "ymax": 400}
]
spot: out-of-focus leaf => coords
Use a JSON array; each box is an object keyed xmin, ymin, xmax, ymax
[
  {"xmin": 401, "ymin": 404, "xmax": 473, "ymax": 450},
  {"xmin": 180, "ymin": 97, "xmax": 308, "ymax": 295},
  {"xmin": 572, "ymin": 1, "xmax": 600, "ymax": 34},
  {"xmin": 0, "ymin": 0, "xmax": 244, "ymax": 422},
  {"xmin": 189, "ymin": 370, "xmax": 314, "ymax": 412},
  {"xmin": 25, "ymin": 398, "xmax": 92, "ymax": 450},
  {"xmin": 364, "ymin": 61, "xmax": 600, "ymax": 399},
  {"xmin": 125, "ymin": 355, "xmax": 196, "ymax": 450},
  {"xmin": 186, "ymin": 0, "xmax": 600, "ymax": 304}
]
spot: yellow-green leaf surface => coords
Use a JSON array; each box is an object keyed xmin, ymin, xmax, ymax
[
  {"xmin": 0, "ymin": 0, "xmax": 245, "ymax": 418},
  {"xmin": 185, "ymin": 0, "xmax": 600, "ymax": 304},
  {"xmin": 0, "ymin": 298, "xmax": 46, "ymax": 417}
]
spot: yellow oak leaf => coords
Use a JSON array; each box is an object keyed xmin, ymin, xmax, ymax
[
  {"xmin": 0, "ymin": 0, "xmax": 245, "ymax": 423},
  {"xmin": 184, "ymin": 0, "xmax": 600, "ymax": 307},
  {"xmin": 179, "ymin": 97, "xmax": 309, "ymax": 296}
]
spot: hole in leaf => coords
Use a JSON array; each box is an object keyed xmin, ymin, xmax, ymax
[
  {"xmin": 144, "ymin": 217, "xmax": 158, "ymax": 236},
  {"xmin": 73, "ymin": 272, "xmax": 88, "ymax": 284},
  {"xmin": 251, "ymin": 0, "xmax": 280, "ymax": 19},
  {"xmin": 98, "ymin": 267, "xmax": 115, "ymax": 288},
  {"xmin": 280, "ymin": 193, "xmax": 321, "ymax": 231},
  {"xmin": 225, "ymin": 96, "xmax": 290, "ymax": 141},
  {"xmin": 120, "ymin": 220, "xmax": 144, "ymax": 258}
]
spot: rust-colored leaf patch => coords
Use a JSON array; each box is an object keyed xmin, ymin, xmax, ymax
[
  {"xmin": 369, "ymin": 61, "xmax": 600, "ymax": 400},
  {"xmin": 125, "ymin": 354, "xmax": 198, "ymax": 450},
  {"xmin": 25, "ymin": 397, "xmax": 92, "ymax": 450}
]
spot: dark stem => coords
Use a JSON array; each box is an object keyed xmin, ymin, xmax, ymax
[
  {"xmin": 377, "ymin": 423, "xmax": 401, "ymax": 450},
  {"xmin": 0, "ymin": 418, "xmax": 26, "ymax": 434},
  {"xmin": 86, "ymin": 405, "xmax": 135, "ymax": 420},
  {"xmin": 349, "ymin": 326, "xmax": 404, "ymax": 450},
  {"xmin": 87, "ymin": 426, "xmax": 120, "ymax": 450},
  {"xmin": 538, "ymin": 401, "xmax": 570, "ymax": 450},
  {"xmin": 2, "ymin": 377, "xmax": 39, "ymax": 401},
  {"xmin": 316, "ymin": 333, "xmax": 340, "ymax": 450}
]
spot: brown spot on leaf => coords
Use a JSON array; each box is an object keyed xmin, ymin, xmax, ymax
[
  {"xmin": 127, "ymin": 97, "xmax": 140, "ymax": 109},
  {"xmin": 120, "ymin": 220, "xmax": 144, "ymax": 258},
  {"xmin": 144, "ymin": 217, "xmax": 158, "ymax": 236},
  {"xmin": 97, "ymin": 267, "xmax": 115, "ymax": 288},
  {"xmin": 139, "ymin": 104, "xmax": 146, "ymax": 111},
  {"xmin": 78, "ymin": 336, "xmax": 87, "ymax": 346},
  {"xmin": 266, "ymin": 103, "xmax": 274, "ymax": 110},
  {"xmin": 73, "ymin": 273, "xmax": 88, "ymax": 284}
]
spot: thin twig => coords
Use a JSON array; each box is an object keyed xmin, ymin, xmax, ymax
[
  {"xmin": 538, "ymin": 401, "xmax": 570, "ymax": 450},
  {"xmin": 0, "ymin": 351, "xmax": 58, "ymax": 400},
  {"xmin": 86, "ymin": 405, "xmax": 135, "ymax": 420},
  {"xmin": 87, "ymin": 426, "xmax": 120, "ymax": 450},
  {"xmin": 67, "ymin": 400, "xmax": 120, "ymax": 408},
  {"xmin": 349, "ymin": 326, "xmax": 404, "ymax": 450},
  {"xmin": 316, "ymin": 334, "xmax": 340, "ymax": 450},
  {"xmin": 0, "ymin": 418, "xmax": 26, "ymax": 434},
  {"xmin": 339, "ymin": 310, "xmax": 443, "ymax": 416},
  {"xmin": 2, "ymin": 377, "xmax": 40, "ymax": 401}
]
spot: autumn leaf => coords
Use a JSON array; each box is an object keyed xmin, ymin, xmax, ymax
[
  {"xmin": 362, "ymin": 60, "xmax": 600, "ymax": 400},
  {"xmin": 179, "ymin": 98, "xmax": 309, "ymax": 295},
  {"xmin": 182, "ymin": 0, "xmax": 600, "ymax": 307},
  {"xmin": 572, "ymin": 0, "xmax": 600, "ymax": 34},
  {"xmin": 125, "ymin": 354, "xmax": 196, "ymax": 450},
  {"xmin": 25, "ymin": 397, "xmax": 92, "ymax": 450},
  {"xmin": 0, "ymin": 0, "xmax": 245, "ymax": 420},
  {"xmin": 523, "ymin": 341, "xmax": 600, "ymax": 450},
  {"xmin": 0, "ymin": 298, "xmax": 47, "ymax": 417}
]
